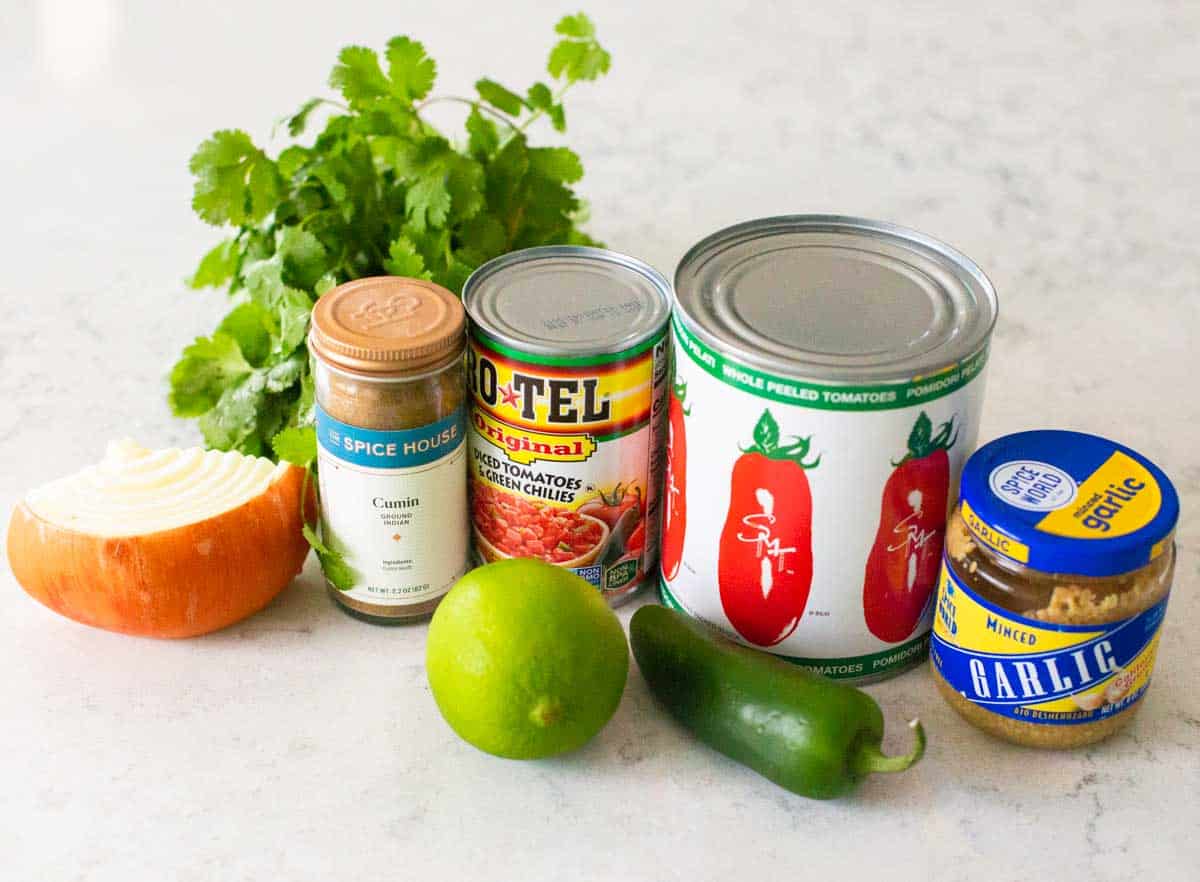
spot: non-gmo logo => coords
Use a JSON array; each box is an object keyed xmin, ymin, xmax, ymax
[{"xmin": 989, "ymin": 460, "xmax": 1078, "ymax": 512}]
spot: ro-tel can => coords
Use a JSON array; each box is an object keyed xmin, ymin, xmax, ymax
[
  {"xmin": 662, "ymin": 216, "xmax": 999, "ymax": 682},
  {"xmin": 463, "ymin": 246, "xmax": 673, "ymax": 606}
]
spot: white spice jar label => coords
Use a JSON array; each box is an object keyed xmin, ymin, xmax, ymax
[{"xmin": 315, "ymin": 404, "xmax": 470, "ymax": 604}]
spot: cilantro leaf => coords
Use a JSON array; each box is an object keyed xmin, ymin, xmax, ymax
[
  {"xmin": 295, "ymin": 365, "xmax": 316, "ymax": 426},
  {"xmin": 519, "ymin": 173, "xmax": 579, "ymax": 245},
  {"xmin": 239, "ymin": 230, "xmax": 322, "ymax": 355},
  {"xmin": 276, "ymin": 227, "xmax": 329, "ymax": 290},
  {"xmin": 386, "ymin": 36, "xmax": 436, "ymax": 101},
  {"xmin": 401, "ymin": 222, "xmax": 451, "ymax": 271},
  {"xmin": 555, "ymin": 13, "xmax": 596, "ymax": 38},
  {"xmin": 190, "ymin": 130, "xmax": 282, "ymax": 226},
  {"xmin": 524, "ymin": 83, "xmax": 567, "ymax": 132},
  {"xmin": 475, "ymin": 78, "xmax": 525, "ymax": 115},
  {"xmin": 438, "ymin": 258, "xmax": 477, "ymax": 294},
  {"xmin": 175, "ymin": 16, "xmax": 612, "ymax": 458},
  {"xmin": 526, "ymin": 81, "xmax": 554, "ymax": 110},
  {"xmin": 314, "ymin": 274, "xmax": 337, "ymax": 296},
  {"xmin": 277, "ymin": 145, "xmax": 311, "ymax": 178},
  {"xmin": 272, "ymin": 426, "xmax": 316, "ymax": 468},
  {"xmin": 197, "ymin": 369, "xmax": 270, "ymax": 452},
  {"xmin": 548, "ymin": 39, "xmax": 611, "ymax": 81},
  {"xmin": 302, "ymin": 524, "xmax": 358, "ymax": 590},
  {"xmin": 529, "ymin": 146, "xmax": 583, "ymax": 183},
  {"xmin": 243, "ymin": 271, "xmax": 313, "ymax": 356},
  {"xmin": 329, "ymin": 46, "xmax": 391, "ymax": 106},
  {"xmin": 169, "ymin": 333, "xmax": 253, "ymax": 417},
  {"xmin": 216, "ymin": 302, "xmax": 274, "ymax": 366},
  {"xmin": 275, "ymin": 290, "xmax": 313, "ymax": 355},
  {"xmin": 465, "ymin": 107, "xmax": 499, "ymax": 160},
  {"xmin": 455, "ymin": 213, "xmax": 508, "ymax": 267},
  {"xmin": 393, "ymin": 138, "xmax": 457, "ymax": 232},
  {"xmin": 445, "ymin": 154, "xmax": 485, "ymax": 222},
  {"xmin": 486, "ymin": 135, "xmax": 531, "ymax": 236},
  {"xmin": 285, "ymin": 98, "xmax": 324, "ymax": 137},
  {"xmin": 384, "ymin": 236, "xmax": 432, "ymax": 278},
  {"xmin": 405, "ymin": 173, "xmax": 452, "ymax": 232},
  {"xmin": 548, "ymin": 16, "xmax": 610, "ymax": 82},
  {"xmin": 188, "ymin": 237, "xmax": 240, "ymax": 289}
]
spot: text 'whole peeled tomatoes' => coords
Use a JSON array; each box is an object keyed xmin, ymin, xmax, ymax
[{"xmin": 661, "ymin": 216, "xmax": 997, "ymax": 683}]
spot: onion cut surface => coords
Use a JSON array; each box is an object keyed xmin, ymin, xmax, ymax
[{"xmin": 8, "ymin": 440, "xmax": 311, "ymax": 638}]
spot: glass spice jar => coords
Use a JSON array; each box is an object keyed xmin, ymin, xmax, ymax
[
  {"xmin": 308, "ymin": 276, "xmax": 468, "ymax": 623},
  {"xmin": 931, "ymin": 430, "xmax": 1179, "ymax": 748}
]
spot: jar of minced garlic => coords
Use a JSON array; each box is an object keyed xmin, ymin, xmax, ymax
[
  {"xmin": 308, "ymin": 277, "xmax": 468, "ymax": 624},
  {"xmin": 931, "ymin": 430, "xmax": 1179, "ymax": 748}
]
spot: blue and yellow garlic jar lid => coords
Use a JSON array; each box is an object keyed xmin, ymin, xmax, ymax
[{"xmin": 957, "ymin": 430, "xmax": 1179, "ymax": 577}]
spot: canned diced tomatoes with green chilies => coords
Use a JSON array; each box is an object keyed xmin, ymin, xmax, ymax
[
  {"xmin": 661, "ymin": 216, "xmax": 999, "ymax": 682},
  {"xmin": 464, "ymin": 246, "xmax": 672, "ymax": 606}
]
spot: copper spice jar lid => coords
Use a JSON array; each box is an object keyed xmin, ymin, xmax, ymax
[{"xmin": 309, "ymin": 277, "xmax": 465, "ymax": 374}]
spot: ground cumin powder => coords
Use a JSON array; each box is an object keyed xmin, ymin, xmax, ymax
[{"xmin": 309, "ymin": 277, "xmax": 468, "ymax": 623}]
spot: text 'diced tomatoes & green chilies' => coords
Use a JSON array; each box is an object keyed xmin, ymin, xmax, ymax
[{"xmin": 463, "ymin": 246, "xmax": 672, "ymax": 606}]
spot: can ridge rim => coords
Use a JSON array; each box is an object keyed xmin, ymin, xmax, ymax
[{"xmin": 673, "ymin": 214, "xmax": 1000, "ymax": 384}]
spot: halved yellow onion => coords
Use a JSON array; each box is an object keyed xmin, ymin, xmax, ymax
[{"xmin": 8, "ymin": 441, "xmax": 311, "ymax": 638}]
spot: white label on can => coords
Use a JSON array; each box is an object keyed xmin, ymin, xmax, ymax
[
  {"xmin": 661, "ymin": 317, "xmax": 989, "ymax": 680},
  {"xmin": 315, "ymin": 405, "xmax": 469, "ymax": 605}
]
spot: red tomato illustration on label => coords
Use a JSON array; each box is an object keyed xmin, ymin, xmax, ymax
[
  {"xmin": 578, "ymin": 482, "xmax": 641, "ymax": 529},
  {"xmin": 660, "ymin": 378, "xmax": 689, "ymax": 582},
  {"xmin": 862, "ymin": 412, "xmax": 956, "ymax": 643},
  {"xmin": 718, "ymin": 409, "xmax": 819, "ymax": 647}
]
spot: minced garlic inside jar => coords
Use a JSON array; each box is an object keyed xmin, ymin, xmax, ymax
[
  {"xmin": 930, "ymin": 431, "xmax": 1179, "ymax": 749},
  {"xmin": 933, "ymin": 510, "xmax": 1175, "ymax": 748}
]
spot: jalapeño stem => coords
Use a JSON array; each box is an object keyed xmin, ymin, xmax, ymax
[{"xmin": 851, "ymin": 719, "xmax": 927, "ymax": 776}]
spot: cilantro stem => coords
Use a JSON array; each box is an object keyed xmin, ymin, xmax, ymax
[
  {"xmin": 299, "ymin": 210, "xmax": 334, "ymax": 230},
  {"xmin": 416, "ymin": 81, "xmax": 575, "ymax": 149},
  {"xmin": 515, "ymin": 81, "xmax": 574, "ymax": 133},
  {"xmin": 271, "ymin": 98, "xmax": 349, "ymax": 140},
  {"xmin": 415, "ymin": 96, "xmax": 517, "ymax": 130}
]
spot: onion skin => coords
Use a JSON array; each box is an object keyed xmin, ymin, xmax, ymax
[{"xmin": 7, "ymin": 464, "xmax": 312, "ymax": 638}]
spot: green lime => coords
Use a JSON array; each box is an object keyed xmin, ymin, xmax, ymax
[{"xmin": 426, "ymin": 559, "xmax": 629, "ymax": 759}]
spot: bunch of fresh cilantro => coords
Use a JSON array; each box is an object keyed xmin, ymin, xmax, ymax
[{"xmin": 169, "ymin": 14, "xmax": 611, "ymax": 464}]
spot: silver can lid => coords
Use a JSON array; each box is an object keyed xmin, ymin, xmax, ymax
[
  {"xmin": 674, "ymin": 216, "xmax": 999, "ymax": 382},
  {"xmin": 464, "ymin": 246, "xmax": 672, "ymax": 358}
]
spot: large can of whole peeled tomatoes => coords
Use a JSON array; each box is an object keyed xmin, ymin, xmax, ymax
[
  {"xmin": 463, "ymin": 246, "xmax": 672, "ymax": 606},
  {"xmin": 661, "ymin": 216, "xmax": 998, "ymax": 682}
]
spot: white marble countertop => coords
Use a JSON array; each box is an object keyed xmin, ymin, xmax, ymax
[{"xmin": 2, "ymin": 2, "xmax": 1197, "ymax": 879}]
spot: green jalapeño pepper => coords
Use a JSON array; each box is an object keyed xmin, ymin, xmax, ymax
[{"xmin": 630, "ymin": 605, "xmax": 926, "ymax": 799}]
